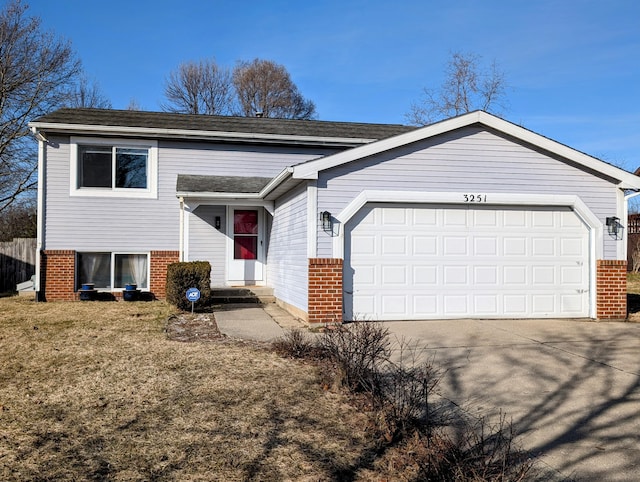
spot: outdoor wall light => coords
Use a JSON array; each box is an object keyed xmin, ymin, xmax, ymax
[
  {"xmin": 321, "ymin": 211, "xmax": 332, "ymax": 232},
  {"xmin": 215, "ymin": 216, "xmax": 221, "ymax": 230},
  {"xmin": 606, "ymin": 216, "xmax": 621, "ymax": 237}
]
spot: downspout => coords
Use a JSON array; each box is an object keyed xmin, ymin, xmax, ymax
[
  {"xmin": 624, "ymin": 190, "xmax": 640, "ymax": 266},
  {"xmin": 31, "ymin": 127, "xmax": 47, "ymax": 300},
  {"xmin": 179, "ymin": 196, "xmax": 185, "ymax": 262}
]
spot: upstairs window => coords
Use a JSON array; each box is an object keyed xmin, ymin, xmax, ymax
[{"xmin": 70, "ymin": 137, "xmax": 157, "ymax": 198}]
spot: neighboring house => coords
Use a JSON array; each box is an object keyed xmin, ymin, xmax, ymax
[{"xmin": 29, "ymin": 109, "xmax": 640, "ymax": 322}]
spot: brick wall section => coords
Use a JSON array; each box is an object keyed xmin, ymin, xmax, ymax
[
  {"xmin": 41, "ymin": 250, "xmax": 76, "ymax": 301},
  {"xmin": 596, "ymin": 260, "xmax": 627, "ymax": 320},
  {"xmin": 150, "ymin": 251, "xmax": 180, "ymax": 299},
  {"xmin": 308, "ymin": 258, "xmax": 343, "ymax": 324}
]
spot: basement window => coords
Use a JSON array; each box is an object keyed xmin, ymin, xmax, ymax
[{"xmin": 76, "ymin": 252, "xmax": 149, "ymax": 290}]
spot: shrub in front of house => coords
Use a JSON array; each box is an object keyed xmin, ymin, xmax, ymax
[{"xmin": 166, "ymin": 261, "xmax": 211, "ymax": 311}]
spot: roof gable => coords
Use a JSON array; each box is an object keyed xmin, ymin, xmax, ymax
[{"xmin": 291, "ymin": 111, "xmax": 640, "ymax": 189}]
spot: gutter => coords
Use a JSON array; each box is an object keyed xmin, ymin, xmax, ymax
[{"xmin": 27, "ymin": 122, "xmax": 376, "ymax": 147}]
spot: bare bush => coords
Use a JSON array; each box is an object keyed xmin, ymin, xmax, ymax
[
  {"xmin": 272, "ymin": 322, "xmax": 535, "ymax": 481},
  {"xmin": 272, "ymin": 329, "xmax": 320, "ymax": 359},
  {"xmin": 319, "ymin": 321, "xmax": 391, "ymax": 391}
]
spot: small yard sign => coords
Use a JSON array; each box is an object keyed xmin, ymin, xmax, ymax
[{"xmin": 186, "ymin": 287, "xmax": 201, "ymax": 313}]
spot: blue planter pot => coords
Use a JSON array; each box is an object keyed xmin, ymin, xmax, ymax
[
  {"xmin": 125, "ymin": 284, "xmax": 137, "ymax": 291},
  {"xmin": 79, "ymin": 283, "xmax": 96, "ymax": 301},
  {"xmin": 123, "ymin": 289, "xmax": 140, "ymax": 301}
]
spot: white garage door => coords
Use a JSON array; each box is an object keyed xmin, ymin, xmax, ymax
[{"xmin": 344, "ymin": 204, "xmax": 590, "ymax": 321}]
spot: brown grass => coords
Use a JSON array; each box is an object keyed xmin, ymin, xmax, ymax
[
  {"xmin": 0, "ymin": 297, "xmax": 373, "ymax": 481},
  {"xmin": 627, "ymin": 273, "xmax": 640, "ymax": 295}
]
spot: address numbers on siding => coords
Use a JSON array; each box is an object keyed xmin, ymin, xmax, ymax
[{"xmin": 463, "ymin": 194, "xmax": 487, "ymax": 203}]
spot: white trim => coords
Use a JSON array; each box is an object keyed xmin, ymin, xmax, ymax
[
  {"xmin": 179, "ymin": 197, "xmax": 185, "ymax": 262},
  {"xmin": 307, "ymin": 181, "xmax": 317, "ymax": 258},
  {"xmin": 260, "ymin": 167, "xmax": 293, "ymax": 198},
  {"xmin": 69, "ymin": 136, "xmax": 158, "ymax": 199},
  {"xmin": 31, "ymin": 122, "xmax": 375, "ymax": 147},
  {"xmin": 292, "ymin": 111, "xmax": 640, "ymax": 189},
  {"xmin": 624, "ymin": 191, "xmax": 640, "ymax": 266},
  {"xmin": 333, "ymin": 190, "xmax": 603, "ymax": 318},
  {"xmin": 184, "ymin": 198, "xmax": 274, "ymax": 215},
  {"xmin": 183, "ymin": 204, "xmax": 191, "ymax": 262},
  {"xmin": 616, "ymin": 189, "xmax": 626, "ymax": 261}
]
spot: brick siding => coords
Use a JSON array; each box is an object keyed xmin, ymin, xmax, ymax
[
  {"xmin": 41, "ymin": 250, "xmax": 76, "ymax": 301},
  {"xmin": 308, "ymin": 258, "xmax": 343, "ymax": 324},
  {"xmin": 596, "ymin": 259, "xmax": 627, "ymax": 320},
  {"xmin": 150, "ymin": 251, "xmax": 180, "ymax": 299}
]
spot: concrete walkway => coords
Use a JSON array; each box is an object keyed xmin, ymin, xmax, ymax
[{"xmin": 214, "ymin": 303, "xmax": 305, "ymax": 342}]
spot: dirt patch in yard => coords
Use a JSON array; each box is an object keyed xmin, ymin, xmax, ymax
[{"xmin": 165, "ymin": 312, "xmax": 223, "ymax": 342}]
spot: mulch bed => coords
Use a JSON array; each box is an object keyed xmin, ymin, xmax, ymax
[{"xmin": 165, "ymin": 312, "xmax": 224, "ymax": 342}]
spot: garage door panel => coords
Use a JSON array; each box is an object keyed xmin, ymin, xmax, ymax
[
  {"xmin": 504, "ymin": 237, "xmax": 527, "ymax": 256},
  {"xmin": 413, "ymin": 265, "xmax": 438, "ymax": 285},
  {"xmin": 382, "ymin": 236, "xmax": 406, "ymax": 255},
  {"xmin": 345, "ymin": 204, "xmax": 590, "ymax": 320},
  {"xmin": 532, "ymin": 238, "xmax": 555, "ymax": 256},
  {"xmin": 382, "ymin": 295, "xmax": 407, "ymax": 315},
  {"xmin": 474, "ymin": 237, "xmax": 498, "ymax": 255},
  {"xmin": 474, "ymin": 266, "xmax": 498, "ymax": 284},
  {"xmin": 414, "ymin": 295, "xmax": 438, "ymax": 315},
  {"xmin": 413, "ymin": 236, "xmax": 437, "ymax": 255},
  {"xmin": 381, "ymin": 265, "xmax": 407, "ymax": 285},
  {"xmin": 351, "ymin": 235, "xmax": 376, "ymax": 255},
  {"xmin": 444, "ymin": 236, "xmax": 467, "ymax": 255}
]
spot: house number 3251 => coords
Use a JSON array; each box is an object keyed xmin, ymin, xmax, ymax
[{"xmin": 463, "ymin": 194, "xmax": 487, "ymax": 203}]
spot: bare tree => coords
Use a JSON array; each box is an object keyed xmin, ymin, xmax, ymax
[
  {"xmin": 406, "ymin": 52, "xmax": 508, "ymax": 125},
  {"xmin": 0, "ymin": 200, "xmax": 35, "ymax": 241},
  {"xmin": 66, "ymin": 75, "xmax": 112, "ymax": 109},
  {"xmin": 0, "ymin": 0, "xmax": 80, "ymax": 212},
  {"xmin": 232, "ymin": 59, "xmax": 316, "ymax": 119},
  {"xmin": 162, "ymin": 59, "xmax": 234, "ymax": 115},
  {"xmin": 126, "ymin": 98, "xmax": 142, "ymax": 111}
]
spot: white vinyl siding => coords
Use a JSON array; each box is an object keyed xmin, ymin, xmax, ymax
[
  {"xmin": 267, "ymin": 183, "xmax": 308, "ymax": 311},
  {"xmin": 188, "ymin": 205, "xmax": 226, "ymax": 285},
  {"xmin": 317, "ymin": 127, "xmax": 619, "ymax": 259},
  {"xmin": 43, "ymin": 137, "xmax": 331, "ymax": 251}
]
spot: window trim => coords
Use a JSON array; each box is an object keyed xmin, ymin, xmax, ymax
[
  {"xmin": 76, "ymin": 251, "xmax": 151, "ymax": 292},
  {"xmin": 70, "ymin": 137, "xmax": 158, "ymax": 198}
]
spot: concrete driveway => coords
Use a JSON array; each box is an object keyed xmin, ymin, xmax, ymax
[{"xmin": 382, "ymin": 318, "xmax": 640, "ymax": 481}]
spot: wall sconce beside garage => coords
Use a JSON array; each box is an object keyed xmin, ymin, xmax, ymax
[
  {"xmin": 321, "ymin": 211, "xmax": 332, "ymax": 233},
  {"xmin": 606, "ymin": 216, "xmax": 622, "ymax": 239}
]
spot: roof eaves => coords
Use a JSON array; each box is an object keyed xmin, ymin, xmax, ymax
[{"xmin": 28, "ymin": 121, "xmax": 378, "ymax": 147}]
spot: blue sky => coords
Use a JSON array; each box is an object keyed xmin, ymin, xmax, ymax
[{"xmin": 25, "ymin": 0, "xmax": 640, "ymax": 171}]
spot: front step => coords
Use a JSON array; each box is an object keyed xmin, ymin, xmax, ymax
[{"xmin": 211, "ymin": 286, "xmax": 275, "ymax": 305}]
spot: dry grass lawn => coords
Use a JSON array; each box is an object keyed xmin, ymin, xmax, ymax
[{"xmin": 0, "ymin": 297, "xmax": 374, "ymax": 481}]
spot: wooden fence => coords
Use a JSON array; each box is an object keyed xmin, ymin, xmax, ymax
[{"xmin": 0, "ymin": 238, "xmax": 36, "ymax": 292}]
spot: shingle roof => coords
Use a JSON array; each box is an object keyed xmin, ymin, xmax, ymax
[
  {"xmin": 31, "ymin": 108, "xmax": 415, "ymax": 143},
  {"xmin": 177, "ymin": 174, "xmax": 272, "ymax": 194}
]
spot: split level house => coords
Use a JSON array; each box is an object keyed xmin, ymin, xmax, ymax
[{"xmin": 29, "ymin": 108, "xmax": 640, "ymax": 323}]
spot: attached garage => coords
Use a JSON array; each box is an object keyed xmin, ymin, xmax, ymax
[
  {"xmin": 294, "ymin": 112, "xmax": 640, "ymax": 323},
  {"xmin": 344, "ymin": 203, "xmax": 591, "ymax": 321}
]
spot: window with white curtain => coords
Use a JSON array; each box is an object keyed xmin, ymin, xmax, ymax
[{"xmin": 77, "ymin": 252, "xmax": 149, "ymax": 290}]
